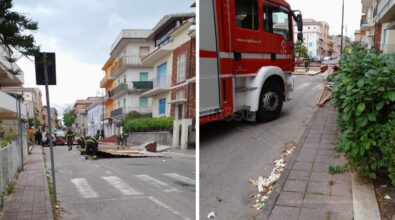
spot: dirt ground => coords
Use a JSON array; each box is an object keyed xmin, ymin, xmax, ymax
[{"xmin": 374, "ymin": 174, "xmax": 395, "ymax": 220}]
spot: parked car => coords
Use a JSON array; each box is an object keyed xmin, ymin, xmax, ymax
[
  {"xmin": 54, "ymin": 130, "xmax": 66, "ymax": 145},
  {"xmin": 41, "ymin": 132, "xmax": 56, "ymax": 147}
]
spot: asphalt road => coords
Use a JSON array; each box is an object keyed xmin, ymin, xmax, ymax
[
  {"xmin": 44, "ymin": 146, "xmax": 195, "ymax": 220},
  {"xmin": 200, "ymin": 74, "xmax": 324, "ymax": 219}
]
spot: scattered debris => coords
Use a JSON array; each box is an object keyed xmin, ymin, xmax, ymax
[
  {"xmin": 381, "ymin": 185, "xmax": 388, "ymax": 188},
  {"xmin": 55, "ymin": 205, "xmax": 60, "ymax": 209},
  {"xmin": 384, "ymin": 195, "xmax": 392, "ymax": 200},
  {"xmin": 207, "ymin": 211, "xmax": 216, "ymax": 219},
  {"xmin": 216, "ymin": 196, "xmax": 223, "ymax": 202},
  {"xmin": 316, "ymin": 83, "xmax": 333, "ymax": 107},
  {"xmin": 162, "ymin": 160, "xmax": 166, "ymax": 162},
  {"xmin": 249, "ymin": 141, "xmax": 296, "ymax": 210}
]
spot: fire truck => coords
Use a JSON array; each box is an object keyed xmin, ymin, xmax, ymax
[{"xmin": 200, "ymin": 0, "xmax": 303, "ymax": 124}]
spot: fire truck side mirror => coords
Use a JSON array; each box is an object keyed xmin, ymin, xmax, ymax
[
  {"xmin": 297, "ymin": 33, "xmax": 303, "ymax": 42},
  {"xmin": 296, "ymin": 14, "xmax": 303, "ymax": 32}
]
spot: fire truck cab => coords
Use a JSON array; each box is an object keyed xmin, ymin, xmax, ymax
[{"xmin": 200, "ymin": 0, "xmax": 303, "ymax": 124}]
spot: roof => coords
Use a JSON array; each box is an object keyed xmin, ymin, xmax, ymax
[
  {"xmin": 148, "ymin": 13, "xmax": 195, "ymax": 39},
  {"xmin": 110, "ymin": 29, "xmax": 152, "ymax": 54}
]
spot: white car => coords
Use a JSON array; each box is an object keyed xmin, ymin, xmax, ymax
[{"xmin": 323, "ymin": 56, "xmax": 331, "ymax": 61}]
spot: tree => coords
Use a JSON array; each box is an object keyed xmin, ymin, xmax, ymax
[
  {"xmin": 295, "ymin": 43, "xmax": 308, "ymax": 58},
  {"xmin": 28, "ymin": 115, "xmax": 41, "ymax": 128},
  {"xmin": 0, "ymin": 0, "xmax": 40, "ymax": 75},
  {"xmin": 63, "ymin": 107, "xmax": 75, "ymax": 127}
]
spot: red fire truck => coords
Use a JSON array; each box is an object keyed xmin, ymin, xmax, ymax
[{"xmin": 200, "ymin": 0, "xmax": 303, "ymax": 124}]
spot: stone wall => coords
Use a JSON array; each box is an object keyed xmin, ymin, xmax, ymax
[{"xmin": 127, "ymin": 131, "xmax": 172, "ymax": 146}]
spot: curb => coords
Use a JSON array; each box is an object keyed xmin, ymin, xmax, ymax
[
  {"xmin": 40, "ymin": 146, "xmax": 54, "ymax": 220},
  {"xmin": 352, "ymin": 173, "xmax": 381, "ymax": 220},
  {"xmin": 259, "ymin": 106, "xmax": 320, "ymax": 220}
]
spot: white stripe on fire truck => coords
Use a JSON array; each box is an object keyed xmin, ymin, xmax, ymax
[{"xmin": 219, "ymin": 52, "xmax": 291, "ymax": 60}]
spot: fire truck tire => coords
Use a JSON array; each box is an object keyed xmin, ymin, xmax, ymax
[{"xmin": 257, "ymin": 81, "xmax": 283, "ymax": 122}]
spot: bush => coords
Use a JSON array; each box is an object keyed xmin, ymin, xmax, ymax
[
  {"xmin": 123, "ymin": 117, "xmax": 174, "ymax": 133},
  {"xmin": 332, "ymin": 45, "xmax": 395, "ymax": 184},
  {"xmin": 123, "ymin": 111, "xmax": 152, "ymax": 122}
]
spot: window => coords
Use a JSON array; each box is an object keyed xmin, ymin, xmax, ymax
[
  {"xmin": 157, "ymin": 62, "xmax": 167, "ymax": 87},
  {"xmin": 139, "ymin": 72, "xmax": 148, "ymax": 81},
  {"xmin": 308, "ymin": 42, "xmax": 313, "ymax": 47},
  {"xmin": 235, "ymin": 0, "xmax": 259, "ymax": 30},
  {"xmin": 159, "ymin": 98, "xmax": 166, "ymax": 115},
  {"xmin": 264, "ymin": 5, "xmax": 290, "ymax": 40},
  {"xmin": 177, "ymin": 104, "xmax": 184, "ymax": 120},
  {"xmin": 139, "ymin": 97, "xmax": 148, "ymax": 107},
  {"xmin": 177, "ymin": 54, "xmax": 186, "ymax": 83}
]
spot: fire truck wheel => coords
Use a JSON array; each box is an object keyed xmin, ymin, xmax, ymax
[{"xmin": 257, "ymin": 81, "xmax": 283, "ymax": 122}]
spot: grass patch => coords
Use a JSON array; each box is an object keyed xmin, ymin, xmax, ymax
[
  {"xmin": 329, "ymin": 180, "xmax": 335, "ymax": 186},
  {"xmin": 42, "ymin": 147, "xmax": 57, "ymax": 219},
  {"xmin": 326, "ymin": 209, "xmax": 331, "ymax": 220},
  {"xmin": 5, "ymin": 181, "xmax": 15, "ymax": 195},
  {"xmin": 328, "ymin": 165, "xmax": 345, "ymax": 175}
]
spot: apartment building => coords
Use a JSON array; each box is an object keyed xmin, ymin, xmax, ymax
[
  {"xmin": 374, "ymin": 0, "xmax": 395, "ymax": 53},
  {"xmin": 86, "ymin": 101, "xmax": 103, "ymax": 137},
  {"xmin": 41, "ymin": 106, "xmax": 58, "ymax": 132},
  {"xmin": 293, "ymin": 19, "xmax": 330, "ymax": 58},
  {"xmin": 73, "ymin": 97, "xmax": 101, "ymax": 136},
  {"xmin": 101, "ymin": 57, "xmax": 116, "ymax": 137},
  {"xmin": 102, "ymin": 30, "xmax": 155, "ymax": 136},
  {"xmin": 141, "ymin": 13, "xmax": 195, "ymax": 118},
  {"xmin": 0, "ymin": 44, "xmax": 28, "ymax": 131},
  {"xmin": 1, "ymin": 87, "xmax": 43, "ymax": 128}
]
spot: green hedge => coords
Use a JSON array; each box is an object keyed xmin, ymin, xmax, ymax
[
  {"xmin": 332, "ymin": 45, "xmax": 395, "ymax": 185},
  {"xmin": 123, "ymin": 117, "xmax": 174, "ymax": 133}
]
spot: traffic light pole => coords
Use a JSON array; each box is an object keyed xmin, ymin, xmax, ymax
[{"xmin": 43, "ymin": 52, "xmax": 57, "ymax": 202}]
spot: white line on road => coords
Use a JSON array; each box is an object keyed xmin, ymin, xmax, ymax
[
  {"xmin": 148, "ymin": 196, "xmax": 191, "ymax": 220},
  {"xmin": 135, "ymin": 175, "xmax": 180, "ymax": 192},
  {"xmin": 105, "ymin": 170, "xmax": 112, "ymax": 175},
  {"xmin": 101, "ymin": 176, "xmax": 143, "ymax": 196},
  {"xmin": 295, "ymin": 82, "xmax": 312, "ymax": 90},
  {"xmin": 93, "ymin": 164, "xmax": 100, "ymax": 168},
  {"xmin": 163, "ymin": 173, "xmax": 195, "ymax": 185},
  {"xmin": 71, "ymin": 178, "xmax": 98, "ymax": 198}
]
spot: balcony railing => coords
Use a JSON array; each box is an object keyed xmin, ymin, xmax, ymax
[
  {"xmin": 110, "ymin": 106, "xmax": 152, "ymax": 118},
  {"xmin": 100, "ymin": 74, "xmax": 114, "ymax": 88},
  {"xmin": 109, "ymin": 83, "xmax": 127, "ymax": 98},
  {"xmin": 130, "ymin": 81, "xmax": 153, "ymax": 90},
  {"xmin": 152, "ymin": 75, "xmax": 172, "ymax": 88},
  {"xmin": 381, "ymin": 44, "xmax": 395, "ymax": 54},
  {"xmin": 109, "ymin": 81, "xmax": 154, "ymax": 98},
  {"xmin": 112, "ymin": 55, "xmax": 143, "ymax": 77},
  {"xmin": 360, "ymin": 19, "xmax": 368, "ymax": 26}
]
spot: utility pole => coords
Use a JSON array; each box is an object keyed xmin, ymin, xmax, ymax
[{"xmin": 340, "ymin": 0, "xmax": 345, "ymax": 57}]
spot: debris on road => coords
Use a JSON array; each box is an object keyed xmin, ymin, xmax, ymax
[
  {"xmin": 216, "ymin": 196, "xmax": 223, "ymax": 202},
  {"xmin": 207, "ymin": 211, "xmax": 216, "ymax": 219},
  {"xmin": 384, "ymin": 194, "xmax": 392, "ymax": 200},
  {"xmin": 249, "ymin": 141, "xmax": 296, "ymax": 210},
  {"xmin": 316, "ymin": 83, "xmax": 333, "ymax": 107}
]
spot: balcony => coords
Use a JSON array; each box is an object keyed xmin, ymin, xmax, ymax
[
  {"xmin": 110, "ymin": 106, "xmax": 152, "ymax": 119},
  {"xmin": 112, "ymin": 55, "xmax": 143, "ymax": 78},
  {"xmin": 141, "ymin": 41, "xmax": 174, "ymax": 66},
  {"xmin": 375, "ymin": 0, "xmax": 395, "ymax": 22},
  {"xmin": 108, "ymin": 81, "xmax": 153, "ymax": 99},
  {"xmin": 0, "ymin": 45, "xmax": 24, "ymax": 87},
  {"xmin": 362, "ymin": 0, "xmax": 374, "ymax": 12},
  {"xmin": 360, "ymin": 19, "xmax": 368, "ymax": 26},
  {"xmin": 100, "ymin": 74, "xmax": 114, "ymax": 88},
  {"xmin": 361, "ymin": 22, "xmax": 375, "ymax": 31},
  {"xmin": 141, "ymin": 76, "xmax": 172, "ymax": 97}
]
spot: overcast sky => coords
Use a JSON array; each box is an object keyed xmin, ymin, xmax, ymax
[
  {"xmin": 13, "ymin": 0, "xmax": 195, "ymax": 115},
  {"xmin": 13, "ymin": 0, "xmax": 361, "ymax": 116},
  {"xmin": 287, "ymin": 0, "xmax": 362, "ymax": 37}
]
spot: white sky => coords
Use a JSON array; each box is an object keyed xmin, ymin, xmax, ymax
[
  {"xmin": 287, "ymin": 0, "xmax": 362, "ymax": 37},
  {"xmin": 13, "ymin": 0, "xmax": 195, "ymax": 115},
  {"xmin": 12, "ymin": 0, "xmax": 361, "ymax": 115}
]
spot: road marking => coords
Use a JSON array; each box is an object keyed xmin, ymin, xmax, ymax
[
  {"xmin": 105, "ymin": 170, "xmax": 112, "ymax": 175},
  {"xmin": 135, "ymin": 175, "xmax": 179, "ymax": 192},
  {"xmin": 71, "ymin": 178, "xmax": 98, "ymax": 198},
  {"xmin": 93, "ymin": 164, "xmax": 100, "ymax": 168},
  {"xmin": 148, "ymin": 196, "xmax": 191, "ymax": 220},
  {"xmin": 63, "ymin": 196, "xmax": 147, "ymax": 204},
  {"xmin": 101, "ymin": 176, "xmax": 143, "ymax": 196},
  {"xmin": 163, "ymin": 173, "xmax": 195, "ymax": 185},
  {"xmin": 295, "ymin": 82, "xmax": 311, "ymax": 90}
]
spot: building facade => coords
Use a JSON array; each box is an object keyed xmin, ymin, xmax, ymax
[
  {"xmin": 374, "ymin": 0, "xmax": 395, "ymax": 53},
  {"xmin": 86, "ymin": 102, "xmax": 103, "ymax": 137},
  {"xmin": 102, "ymin": 30, "xmax": 155, "ymax": 136},
  {"xmin": 73, "ymin": 97, "xmax": 101, "ymax": 136},
  {"xmin": 41, "ymin": 106, "xmax": 58, "ymax": 132}
]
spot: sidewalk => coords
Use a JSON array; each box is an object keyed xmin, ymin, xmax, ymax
[
  {"xmin": 0, "ymin": 145, "xmax": 53, "ymax": 220},
  {"xmin": 263, "ymin": 104, "xmax": 353, "ymax": 220}
]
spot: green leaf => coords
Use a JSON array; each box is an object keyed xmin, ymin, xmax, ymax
[
  {"xmin": 367, "ymin": 112, "xmax": 376, "ymax": 122},
  {"xmin": 369, "ymin": 172, "xmax": 377, "ymax": 179},
  {"xmin": 356, "ymin": 103, "xmax": 365, "ymax": 114},
  {"xmin": 387, "ymin": 91, "xmax": 395, "ymax": 101},
  {"xmin": 376, "ymin": 101, "xmax": 385, "ymax": 110}
]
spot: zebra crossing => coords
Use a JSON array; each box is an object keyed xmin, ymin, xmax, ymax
[{"xmin": 70, "ymin": 173, "xmax": 194, "ymax": 199}]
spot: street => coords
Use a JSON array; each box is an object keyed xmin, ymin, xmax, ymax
[
  {"xmin": 200, "ymin": 74, "xmax": 324, "ymax": 219},
  {"xmin": 43, "ymin": 146, "xmax": 195, "ymax": 220}
]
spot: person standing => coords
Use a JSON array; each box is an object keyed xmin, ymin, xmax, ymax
[
  {"xmin": 100, "ymin": 129, "xmax": 104, "ymax": 140},
  {"xmin": 66, "ymin": 128, "xmax": 75, "ymax": 151}
]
